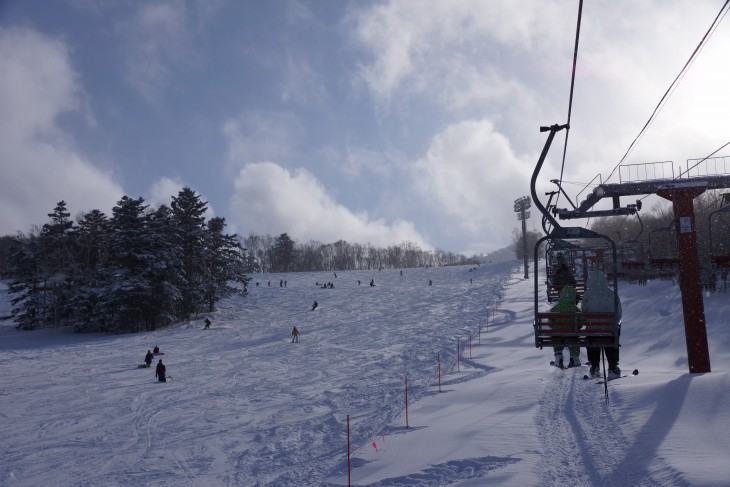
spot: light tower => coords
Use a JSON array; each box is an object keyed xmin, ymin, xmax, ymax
[{"xmin": 514, "ymin": 196, "xmax": 531, "ymax": 279}]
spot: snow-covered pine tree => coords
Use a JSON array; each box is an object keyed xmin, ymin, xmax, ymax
[
  {"xmin": 272, "ymin": 233, "xmax": 295, "ymax": 272},
  {"xmin": 96, "ymin": 196, "xmax": 156, "ymax": 333},
  {"xmin": 203, "ymin": 216, "xmax": 248, "ymax": 312},
  {"xmin": 6, "ymin": 236, "xmax": 42, "ymax": 330},
  {"xmin": 39, "ymin": 202, "xmax": 78, "ymax": 327},
  {"xmin": 69, "ymin": 209, "xmax": 110, "ymax": 331},
  {"xmin": 146, "ymin": 204, "xmax": 184, "ymax": 329},
  {"xmin": 171, "ymin": 187, "xmax": 208, "ymax": 317}
]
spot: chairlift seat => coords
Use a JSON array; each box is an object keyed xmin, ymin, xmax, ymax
[
  {"xmin": 712, "ymin": 255, "xmax": 730, "ymax": 269},
  {"xmin": 650, "ymin": 257, "xmax": 679, "ymax": 269},
  {"xmin": 546, "ymin": 279, "xmax": 585, "ymax": 303},
  {"xmin": 621, "ymin": 261, "xmax": 644, "ymax": 270},
  {"xmin": 534, "ymin": 312, "xmax": 619, "ymax": 348}
]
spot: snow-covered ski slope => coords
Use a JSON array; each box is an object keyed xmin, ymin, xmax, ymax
[{"xmin": 1, "ymin": 260, "xmax": 729, "ymax": 486}]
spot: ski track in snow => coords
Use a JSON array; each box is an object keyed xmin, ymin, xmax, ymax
[
  {"xmin": 536, "ymin": 364, "xmax": 690, "ymax": 487},
  {"xmin": 0, "ymin": 263, "xmax": 514, "ymax": 486}
]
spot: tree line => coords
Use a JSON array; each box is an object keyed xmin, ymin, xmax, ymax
[
  {"xmin": 2, "ymin": 188, "xmax": 248, "ymax": 332},
  {"xmin": 240, "ymin": 233, "xmax": 479, "ymax": 273}
]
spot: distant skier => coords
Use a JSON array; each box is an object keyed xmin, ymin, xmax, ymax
[
  {"xmin": 311, "ymin": 301, "xmax": 318, "ymax": 311},
  {"xmin": 370, "ymin": 279, "xmax": 375, "ymax": 287},
  {"xmin": 582, "ymin": 271, "xmax": 622, "ymax": 378},
  {"xmin": 144, "ymin": 350, "xmax": 153, "ymax": 368},
  {"xmin": 155, "ymin": 359, "xmax": 166, "ymax": 382},
  {"xmin": 204, "ymin": 318, "xmax": 211, "ymax": 329},
  {"xmin": 153, "ymin": 345, "xmax": 160, "ymax": 354},
  {"xmin": 291, "ymin": 326, "xmax": 300, "ymax": 343},
  {"xmin": 429, "ymin": 279, "xmax": 432, "ymax": 286}
]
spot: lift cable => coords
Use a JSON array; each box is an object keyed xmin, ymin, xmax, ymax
[
  {"xmin": 602, "ymin": 0, "xmax": 730, "ymax": 185},
  {"xmin": 555, "ymin": 0, "xmax": 584, "ymax": 209}
]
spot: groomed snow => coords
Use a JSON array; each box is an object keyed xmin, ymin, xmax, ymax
[{"xmin": 1, "ymin": 261, "xmax": 728, "ymax": 486}]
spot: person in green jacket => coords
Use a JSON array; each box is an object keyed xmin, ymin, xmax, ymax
[{"xmin": 550, "ymin": 286, "xmax": 581, "ymax": 368}]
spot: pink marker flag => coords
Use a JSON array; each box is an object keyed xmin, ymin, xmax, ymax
[{"xmin": 372, "ymin": 442, "xmax": 378, "ymax": 453}]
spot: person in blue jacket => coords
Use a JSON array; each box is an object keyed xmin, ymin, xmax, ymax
[{"xmin": 581, "ymin": 270, "xmax": 622, "ymax": 377}]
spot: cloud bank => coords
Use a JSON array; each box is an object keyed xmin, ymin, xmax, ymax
[{"xmin": 0, "ymin": 26, "xmax": 123, "ymax": 235}]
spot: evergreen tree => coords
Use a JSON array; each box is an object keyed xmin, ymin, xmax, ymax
[
  {"xmin": 203, "ymin": 217, "xmax": 247, "ymax": 312},
  {"xmin": 6, "ymin": 236, "xmax": 42, "ymax": 329},
  {"xmin": 272, "ymin": 233, "xmax": 295, "ymax": 272},
  {"xmin": 171, "ymin": 187, "xmax": 208, "ymax": 317},
  {"xmin": 37, "ymin": 202, "xmax": 77, "ymax": 327},
  {"xmin": 145, "ymin": 204, "xmax": 184, "ymax": 329},
  {"xmin": 96, "ymin": 196, "xmax": 155, "ymax": 332},
  {"xmin": 69, "ymin": 209, "xmax": 110, "ymax": 331}
]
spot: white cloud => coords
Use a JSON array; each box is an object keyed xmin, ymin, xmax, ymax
[
  {"xmin": 411, "ymin": 119, "xmax": 538, "ymax": 252},
  {"xmin": 348, "ymin": 0, "xmax": 569, "ymax": 103},
  {"xmin": 146, "ymin": 176, "xmax": 216, "ymax": 221},
  {"xmin": 122, "ymin": 1, "xmax": 189, "ymax": 100},
  {"xmin": 222, "ymin": 111, "xmax": 303, "ymax": 166},
  {"xmin": 146, "ymin": 176, "xmax": 185, "ymax": 208},
  {"xmin": 228, "ymin": 162, "xmax": 430, "ymax": 248},
  {"xmin": 0, "ymin": 26, "xmax": 123, "ymax": 234}
]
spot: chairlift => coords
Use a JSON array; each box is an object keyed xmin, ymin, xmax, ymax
[
  {"xmin": 649, "ymin": 224, "xmax": 679, "ymax": 280},
  {"xmin": 530, "ymin": 124, "xmax": 621, "ymax": 352},
  {"xmin": 535, "ymin": 233, "xmax": 620, "ymax": 350},
  {"xmin": 618, "ymin": 214, "xmax": 645, "ymax": 282},
  {"xmin": 544, "ymin": 240, "xmax": 585, "ymax": 302},
  {"xmin": 708, "ymin": 203, "xmax": 730, "ymax": 270},
  {"xmin": 583, "ymin": 244, "xmax": 608, "ymax": 274}
]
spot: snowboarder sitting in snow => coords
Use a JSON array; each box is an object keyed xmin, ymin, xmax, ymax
[
  {"xmin": 550, "ymin": 285, "xmax": 582, "ymax": 368},
  {"xmin": 153, "ymin": 345, "xmax": 160, "ymax": 354},
  {"xmin": 311, "ymin": 301, "xmax": 318, "ymax": 311},
  {"xmin": 155, "ymin": 359, "xmax": 166, "ymax": 382},
  {"xmin": 582, "ymin": 270, "xmax": 622, "ymax": 378},
  {"xmin": 291, "ymin": 326, "xmax": 300, "ymax": 343},
  {"xmin": 144, "ymin": 350, "xmax": 154, "ymax": 368},
  {"xmin": 204, "ymin": 318, "xmax": 211, "ymax": 329}
]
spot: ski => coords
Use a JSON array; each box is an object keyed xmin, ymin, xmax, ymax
[
  {"xmin": 595, "ymin": 369, "xmax": 639, "ymax": 384},
  {"xmin": 550, "ymin": 361, "xmax": 585, "ymax": 369}
]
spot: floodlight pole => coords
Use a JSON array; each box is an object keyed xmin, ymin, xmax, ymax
[
  {"xmin": 522, "ymin": 211, "xmax": 529, "ymax": 278},
  {"xmin": 514, "ymin": 196, "xmax": 532, "ymax": 279},
  {"xmin": 657, "ymin": 184, "xmax": 711, "ymax": 373}
]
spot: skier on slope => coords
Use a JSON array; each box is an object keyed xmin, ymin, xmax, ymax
[
  {"xmin": 155, "ymin": 359, "xmax": 166, "ymax": 382},
  {"xmin": 291, "ymin": 326, "xmax": 300, "ymax": 343},
  {"xmin": 550, "ymin": 286, "xmax": 581, "ymax": 368},
  {"xmin": 581, "ymin": 270, "xmax": 622, "ymax": 378},
  {"xmin": 144, "ymin": 350, "xmax": 153, "ymax": 368}
]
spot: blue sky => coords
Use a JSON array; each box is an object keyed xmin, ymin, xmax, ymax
[{"xmin": 1, "ymin": 1, "xmax": 729, "ymax": 254}]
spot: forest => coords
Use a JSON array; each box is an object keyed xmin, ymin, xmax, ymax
[{"xmin": 0, "ymin": 188, "xmax": 479, "ymax": 333}]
